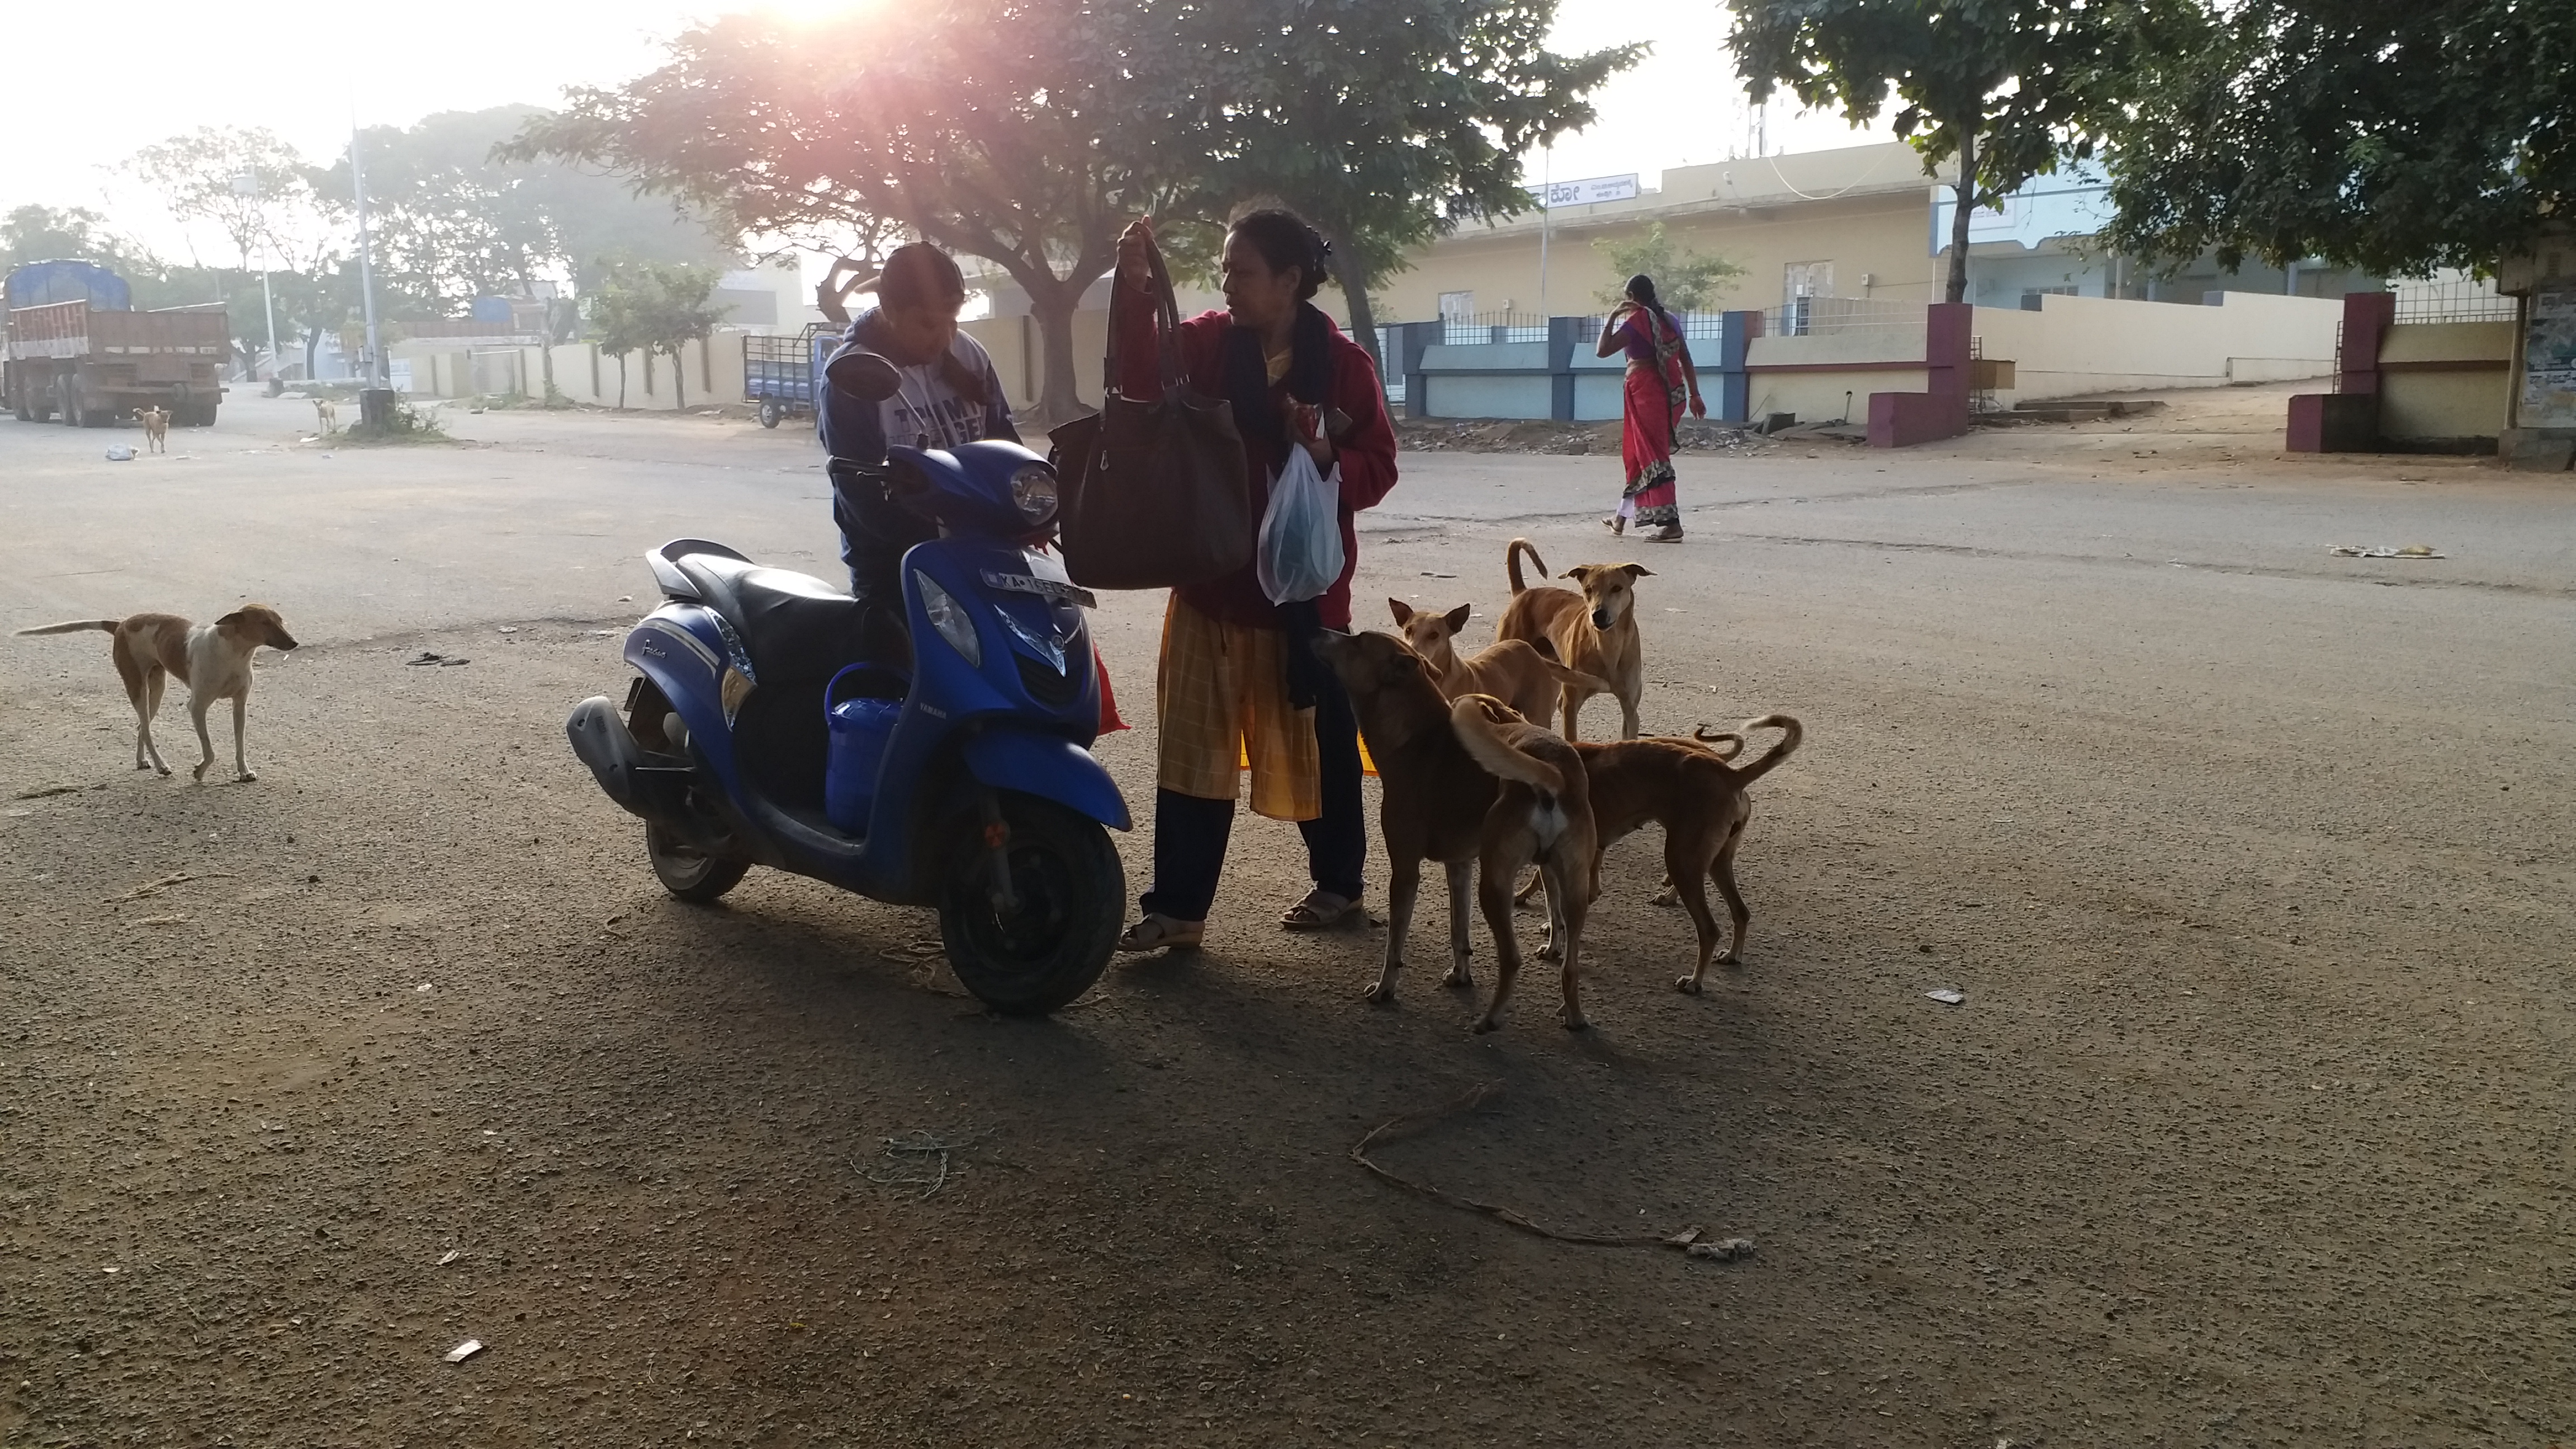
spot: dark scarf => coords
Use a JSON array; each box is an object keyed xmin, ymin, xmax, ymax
[{"xmin": 1220, "ymin": 302, "xmax": 1336, "ymax": 707}]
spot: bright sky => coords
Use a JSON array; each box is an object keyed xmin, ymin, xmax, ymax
[{"xmin": 7, "ymin": 0, "xmax": 1887, "ymax": 265}]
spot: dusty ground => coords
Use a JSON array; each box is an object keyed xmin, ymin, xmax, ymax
[{"xmin": 2, "ymin": 386, "xmax": 2572, "ymax": 1447}]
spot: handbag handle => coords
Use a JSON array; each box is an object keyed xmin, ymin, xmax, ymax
[{"xmin": 1104, "ymin": 233, "xmax": 1186, "ymax": 400}]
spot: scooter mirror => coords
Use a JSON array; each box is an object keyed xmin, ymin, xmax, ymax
[{"xmin": 826, "ymin": 349, "xmax": 904, "ymax": 402}]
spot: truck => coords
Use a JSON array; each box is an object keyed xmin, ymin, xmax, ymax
[
  {"xmin": 743, "ymin": 323, "xmax": 836, "ymax": 428},
  {"xmin": 5, "ymin": 260, "xmax": 230, "ymax": 427}
]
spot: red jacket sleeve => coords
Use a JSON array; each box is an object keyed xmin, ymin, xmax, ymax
[
  {"xmin": 1328, "ymin": 335, "xmax": 1398, "ymax": 513},
  {"xmin": 1110, "ymin": 276, "xmax": 1229, "ymax": 401}
]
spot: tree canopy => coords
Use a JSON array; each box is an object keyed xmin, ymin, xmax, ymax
[
  {"xmin": 1134, "ymin": 0, "xmax": 1636, "ymax": 369},
  {"xmin": 2094, "ymin": 0, "xmax": 2575, "ymax": 277},
  {"xmin": 126, "ymin": 126, "xmax": 312, "ymax": 270},
  {"xmin": 1592, "ymin": 223, "xmax": 1747, "ymax": 311},
  {"xmin": 2, "ymin": 206, "xmax": 140, "ymax": 271},
  {"xmin": 1727, "ymin": 0, "xmax": 2136, "ymax": 303}
]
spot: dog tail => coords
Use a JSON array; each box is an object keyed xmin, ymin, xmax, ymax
[
  {"xmin": 1450, "ymin": 694, "xmax": 1565, "ymax": 795},
  {"xmin": 1725, "ymin": 714, "xmax": 1804, "ymax": 785},
  {"xmin": 1505, "ymin": 538, "xmax": 1549, "ymax": 595},
  {"xmin": 15, "ymin": 619, "xmax": 119, "ymax": 637},
  {"xmin": 1688, "ymin": 724, "xmax": 1746, "ymax": 761}
]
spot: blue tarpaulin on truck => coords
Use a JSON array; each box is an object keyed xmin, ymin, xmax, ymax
[{"xmin": 4, "ymin": 261, "xmax": 131, "ymax": 312}]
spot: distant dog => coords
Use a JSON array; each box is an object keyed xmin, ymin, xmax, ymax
[
  {"xmin": 1493, "ymin": 538, "xmax": 1652, "ymax": 740},
  {"xmin": 17, "ymin": 606, "xmax": 300, "ymax": 782},
  {"xmin": 134, "ymin": 406, "xmax": 170, "ymax": 453},
  {"xmin": 1388, "ymin": 598, "xmax": 1611, "ymax": 725},
  {"xmin": 313, "ymin": 397, "xmax": 338, "ymax": 434},
  {"xmin": 1313, "ymin": 629, "xmax": 1598, "ymax": 1032}
]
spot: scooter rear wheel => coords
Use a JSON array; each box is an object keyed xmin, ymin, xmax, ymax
[
  {"xmin": 939, "ymin": 791, "xmax": 1123, "ymax": 1016},
  {"xmin": 646, "ymin": 823, "xmax": 750, "ymax": 903}
]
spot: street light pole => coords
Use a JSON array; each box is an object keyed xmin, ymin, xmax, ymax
[
  {"xmin": 232, "ymin": 172, "xmax": 279, "ymax": 381},
  {"xmin": 352, "ymin": 117, "xmax": 384, "ymax": 388}
]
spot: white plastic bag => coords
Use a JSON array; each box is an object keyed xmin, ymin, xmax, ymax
[{"xmin": 1256, "ymin": 447, "xmax": 1345, "ymax": 604}]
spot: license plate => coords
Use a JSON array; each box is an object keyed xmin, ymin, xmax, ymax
[{"xmin": 981, "ymin": 571, "xmax": 1097, "ymax": 609}]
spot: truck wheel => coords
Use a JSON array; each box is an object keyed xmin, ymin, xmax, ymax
[
  {"xmin": 60, "ymin": 386, "xmax": 82, "ymax": 428},
  {"xmin": 937, "ymin": 791, "xmax": 1123, "ymax": 1016}
]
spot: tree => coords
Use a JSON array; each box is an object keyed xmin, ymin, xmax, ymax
[
  {"xmin": 1, "ymin": 206, "xmax": 138, "ymax": 271},
  {"xmin": 309, "ymin": 106, "xmax": 735, "ymax": 316},
  {"xmin": 127, "ymin": 127, "xmax": 312, "ymax": 271},
  {"xmin": 591, "ymin": 259, "xmax": 728, "ymax": 409},
  {"xmin": 2094, "ymin": 0, "xmax": 2575, "ymax": 277},
  {"xmin": 1137, "ymin": 0, "xmax": 1639, "ymax": 371},
  {"xmin": 1726, "ymin": 0, "xmax": 2136, "ymax": 303},
  {"xmin": 508, "ymin": 2, "xmax": 1181, "ymax": 422},
  {"xmin": 1591, "ymin": 223, "xmax": 1747, "ymax": 311}
]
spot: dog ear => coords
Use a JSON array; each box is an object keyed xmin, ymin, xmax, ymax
[
  {"xmin": 1621, "ymin": 564, "xmax": 1655, "ymax": 579},
  {"xmin": 1561, "ymin": 565, "xmax": 1594, "ymax": 584},
  {"xmin": 1442, "ymin": 603, "xmax": 1471, "ymax": 635},
  {"xmin": 214, "ymin": 610, "xmax": 246, "ymax": 628},
  {"xmin": 1388, "ymin": 598, "xmax": 1413, "ymax": 624}
]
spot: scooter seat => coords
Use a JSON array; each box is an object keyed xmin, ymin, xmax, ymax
[{"xmin": 673, "ymin": 553, "xmax": 874, "ymax": 684}]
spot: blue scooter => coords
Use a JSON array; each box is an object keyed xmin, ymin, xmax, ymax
[{"xmin": 565, "ymin": 351, "xmax": 1129, "ymax": 1015}]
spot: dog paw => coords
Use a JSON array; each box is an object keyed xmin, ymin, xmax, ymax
[
  {"xmin": 1674, "ymin": 976, "xmax": 1703, "ymax": 995},
  {"xmin": 1362, "ymin": 983, "xmax": 1396, "ymax": 1006},
  {"xmin": 1442, "ymin": 965, "xmax": 1475, "ymax": 989},
  {"xmin": 1471, "ymin": 1016, "xmax": 1503, "ymax": 1035},
  {"xmin": 1649, "ymin": 889, "xmax": 1680, "ymax": 908},
  {"xmin": 1560, "ymin": 1012, "xmax": 1590, "ymax": 1031},
  {"xmin": 235, "ymin": 771, "xmax": 258, "ymax": 783},
  {"xmin": 1535, "ymin": 943, "xmax": 1563, "ymax": 963}
]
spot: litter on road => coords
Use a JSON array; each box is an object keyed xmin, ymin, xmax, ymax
[
  {"xmin": 1926, "ymin": 987, "xmax": 1967, "ymax": 1005},
  {"xmin": 443, "ymin": 1339, "xmax": 484, "ymax": 1363},
  {"xmin": 2328, "ymin": 544, "xmax": 2444, "ymax": 558}
]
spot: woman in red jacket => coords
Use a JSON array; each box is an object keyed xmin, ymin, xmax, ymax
[{"xmin": 1112, "ymin": 209, "xmax": 1399, "ymax": 954}]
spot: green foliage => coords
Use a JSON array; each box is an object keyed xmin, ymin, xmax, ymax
[
  {"xmin": 1130, "ymin": 0, "xmax": 1639, "ymax": 363},
  {"xmin": 2095, "ymin": 0, "xmax": 2576, "ymax": 276},
  {"xmin": 1726, "ymin": 0, "xmax": 2137, "ymax": 302},
  {"xmin": 1, "ymin": 206, "xmax": 137, "ymax": 270},
  {"xmin": 1590, "ymin": 224, "xmax": 1746, "ymax": 311},
  {"xmin": 589, "ymin": 259, "xmax": 728, "ymax": 409},
  {"xmin": 311, "ymin": 105, "xmax": 735, "ymax": 316},
  {"xmin": 342, "ymin": 398, "xmax": 451, "ymax": 444}
]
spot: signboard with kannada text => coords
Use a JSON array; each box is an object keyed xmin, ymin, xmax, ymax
[{"xmin": 1531, "ymin": 174, "xmax": 1640, "ymax": 209}]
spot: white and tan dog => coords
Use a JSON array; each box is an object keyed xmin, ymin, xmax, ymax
[
  {"xmin": 312, "ymin": 397, "xmax": 338, "ymax": 434},
  {"xmin": 134, "ymin": 405, "xmax": 171, "ymax": 453},
  {"xmin": 17, "ymin": 606, "xmax": 300, "ymax": 782}
]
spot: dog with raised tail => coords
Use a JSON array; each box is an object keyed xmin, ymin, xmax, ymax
[
  {"xmin": 1493, "ymin": 538, "xmax": 1652, "ymax": 740},
  {"xmin": 16, "ymin": 606, "xmax": 300, "ymax": 782},
  {"xmin": 1312, "ymin": 627, "xmax": 1598, "ymax": 1032},
  {"xmin": 134, "ymin": 405, "xmax": 171, "ymax": 453}
]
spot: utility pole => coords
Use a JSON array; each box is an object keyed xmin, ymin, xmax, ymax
[
  {"xmin": 231, "ymin": 173, "xmax": 278, "ymax": 381},
  {"xmin": 352, "ymin": 116, "xmax": 384, "ymax": 388},
  {"xmin": 1536, "ymin": 146, "xmax": 1552, "ymax": 322}
]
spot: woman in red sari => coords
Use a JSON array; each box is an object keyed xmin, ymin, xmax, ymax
[{"xmin": 1597, "ymin": 273, "xmax": 1704, "ymax": 543}]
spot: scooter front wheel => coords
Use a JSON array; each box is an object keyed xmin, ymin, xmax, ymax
[
  {"xmin": 939, "ymin": 791, "xmax": 1124, "ymax": 1016},
  {"xmin": 647, "ymin": 823, "xmax": 750, "ymax": 903}
]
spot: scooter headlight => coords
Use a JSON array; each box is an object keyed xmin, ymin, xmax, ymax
[
  {"xmin": 1008, "ymin": 465, "xmax": 1059, "ymax": 527},
  {"xmin": 915, "ymin": 570, "xmax": 982, "ymax": 668}
]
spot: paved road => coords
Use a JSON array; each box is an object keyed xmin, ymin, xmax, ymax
[{"xmin": 2, "ymin": 391, "xmax": 2571, "ymax": 1445}]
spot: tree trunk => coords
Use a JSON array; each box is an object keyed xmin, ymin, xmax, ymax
[
  {"xmin": 1025, "ymin": 282, "xmax": 1085, "ymax": 425},
  {"xmin": 617, "ymin": 356, "xmax": 627, "ymax": 410},
  {"xmin": 1335, "ymin": 245, "xmax": 1384, "ymax": 378},
  {"xmin": 1946, "ymin": 129, "xmax": 1978, "ymax": 305},
  {"xmin": 539, "ymin": 337, "xmax": 557, "ymax": 402},
  {"xmin": 673, "ymin": 348, "xmax": 687, "ymax": 411}
]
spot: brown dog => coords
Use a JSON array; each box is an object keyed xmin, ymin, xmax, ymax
[
  {"xmin": 1313, "ymin": 631, "xmax": 1599, "ymax": 1031},
  {"xmin": 134, "ymin": 406, "xmax": 170, "ymax": 453},
  {"xmin": 17, "ymin": 606, "xmax": 300, "ymax": 782},
  {"xmin": 312, "ymin": 397, "xmax": 338, "ymax": 435},
  {"xmin": 1493, "ymin": 538, "xmax": 1651, "ymax": 739},
  {"xmin": 1388, "ymin": 598, "xmax": 1611, "ymax": 724},
  {"xmin": 1556, "ymin": 716, "xmax": 1802, "ymax": 992}
]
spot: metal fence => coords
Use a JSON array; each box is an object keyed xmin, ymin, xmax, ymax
[
  {"xmin": 2390, "ymin": 280, "xmax": 2520, "ymax": 324},
  {"xmin": 1438, "ymin": 310, "xmax": 1551, "ymax": 345},
  {"xmin": 1569, "ymin": 310, "xmax": 1735, "ymax": 342},
  {"xmin": 1762, "ymin": 296, "xmax": 1929, "ymax": 338}
]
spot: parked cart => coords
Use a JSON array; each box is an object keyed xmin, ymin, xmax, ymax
[{"xmin": 744, "ymin": 324, "xmax": 837, "ymax": 429}]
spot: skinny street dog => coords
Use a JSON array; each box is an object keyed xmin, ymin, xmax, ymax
[
  {"xmin": 1493, "ymin": 538, "xmax": 1652, "ymax": 739},
  {"xmin": 1388, "ymin": 598, "xmax": 1611, "ymax": 726},
  {"xmin": 134, "ymin": 405, "xmax": 170, "ymax": 453},
  {"xmin": 17, "ymin": 606, "xmax": 300, "ymax": 782}
]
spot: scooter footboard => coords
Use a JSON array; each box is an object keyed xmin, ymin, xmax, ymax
[{"xmin": 960, "ymin": 732, "xmax": 1131, "ymax": 831}]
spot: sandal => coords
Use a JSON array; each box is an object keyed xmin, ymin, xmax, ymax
[
  {"xmin": 1116, "ymin": 913, "xmax": 1204, "ymax": 953},
  {"xmin": 1280, "ymin": 890, "xmax": 1364, "ymax": 931},
  {"xmin": 1603, "ymin": 514, "xmax": 1626, "ymax": 535},
  {"xmin": 1645, "ymin": 524, "xmax": 1684, "ymax": 543}
]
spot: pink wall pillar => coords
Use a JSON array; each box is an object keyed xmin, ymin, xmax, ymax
[{"xmin": 1869, "ymin": 301, "xmax": 1974, "ymax": 447}]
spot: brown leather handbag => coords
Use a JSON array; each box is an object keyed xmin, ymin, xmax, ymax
[{"xmin": 1050, "ymin": 243, "xmax": 1251, "ymax": 590}]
